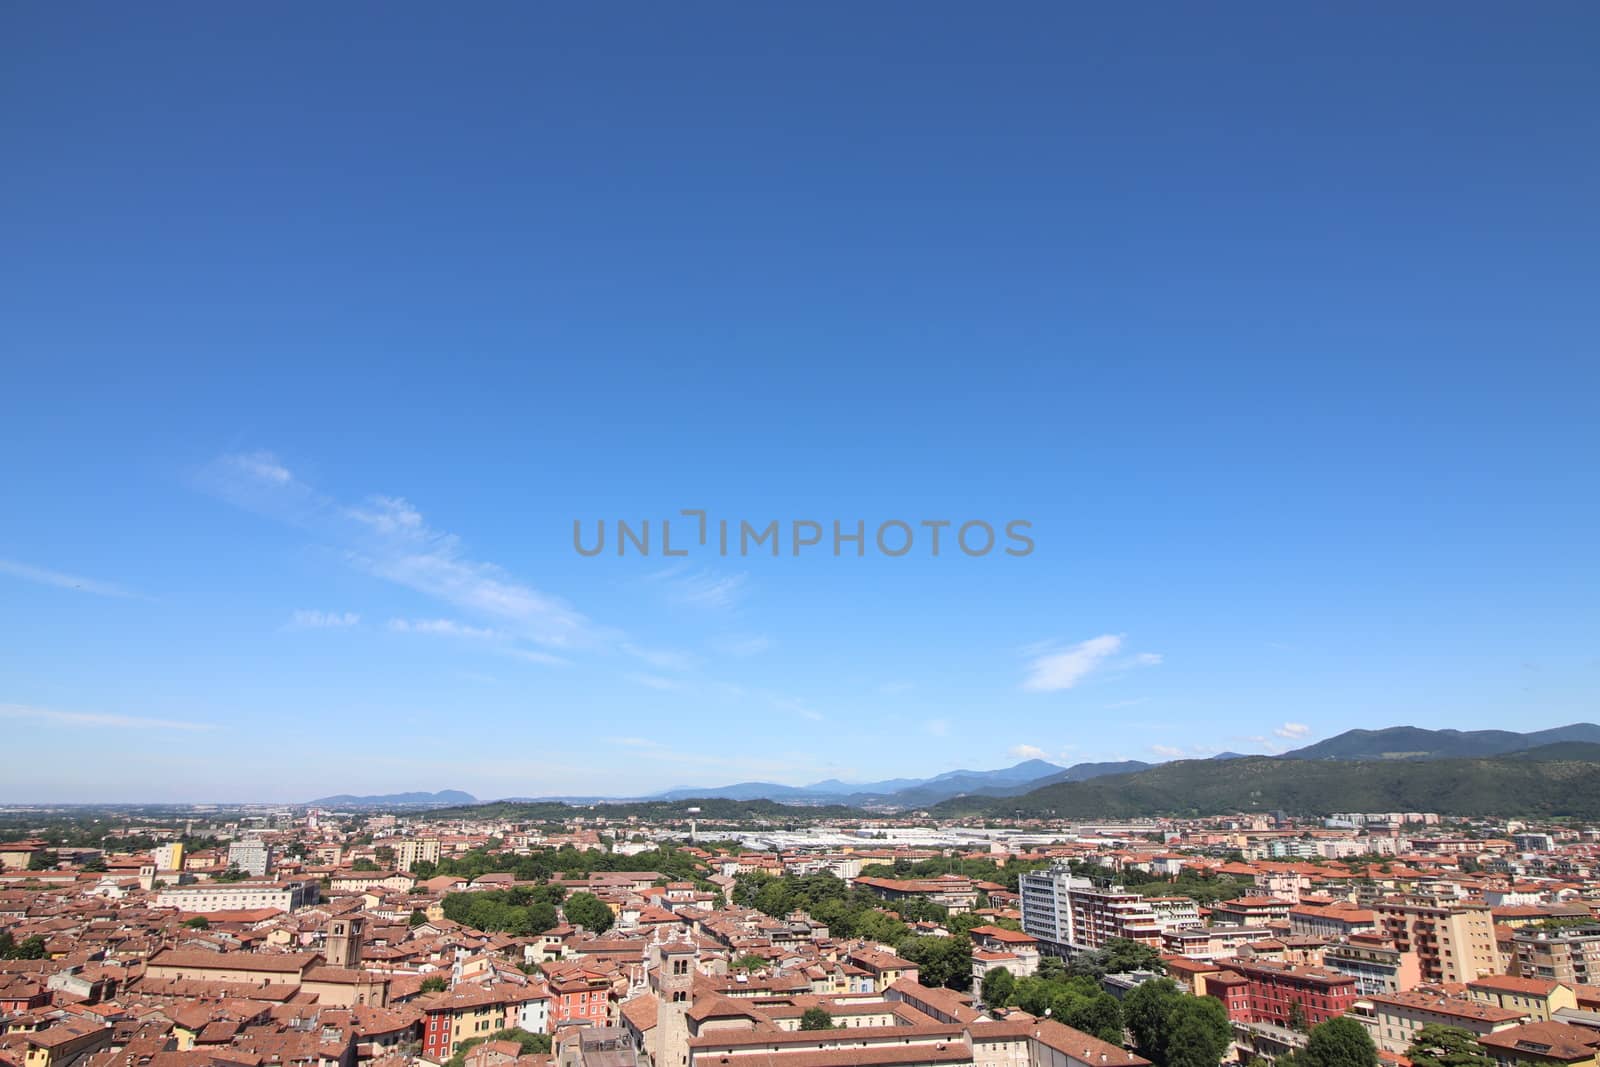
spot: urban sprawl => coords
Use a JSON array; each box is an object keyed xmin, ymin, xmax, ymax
[{"xmin": 2, "ymin": 806, "xmax": 1598, "ymax": 1067}]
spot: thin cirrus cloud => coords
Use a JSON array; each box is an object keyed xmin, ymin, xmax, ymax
[
  {"xmin": 198, "ymin": 450, "xmax": 597, "ymax": 658},
  {"xmin": 387, "ymin": 618, "xmax": 570, "ymax": 666},
  {"xmin": 1275, "ymin": 721, "xmax": 1311, "ymax": 739},
  {"xmin": 1020, "ymin": 634, "xmax": 1161, "ymax": 692},
  {"xmin": 648, "ymin": 564, "xmax": 748, "ymax": 609},
  {"xmin": 287, "ymin": 610, "xmax": 360, "ymax": 629},
  {"xmin": 2, "ymin": 702, "xmax": 214, "ymax": 732},
  {"xmin": 0, "ymin": 558, "xmax": 142, "ymax": 600}
]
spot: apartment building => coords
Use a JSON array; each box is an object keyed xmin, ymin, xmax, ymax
[
  {"xmin": 1467, "ymin": 975, "xmax": 1577, "ymax": 1022},
  {"xmin": 1212, "ymin": 896, "xmax": 1292, "ymax": 928},
  {"xmin": 1290, "ymin": 902, "xmax": 1377, "ymax": 939},
  {"xmin": 226, "ymin": 836, "xmax": 271, "ymax": 877},
  {"xmin": 1366, "ymin": 989, "xmax": 1525, "ymax": 1054},
  {"xmin": 1514, "ymin": 927, "xmax": 1600, "ymax": 984},
  {"xmin": 1204, "ymin": 959, "xmax": 1359, "ymax": 1029},
  {"xmin": 1372, "ymin": 896, "xmax": 1498, "ymax": 984},
  {"xmin": 395, "ymin": 837, "xmax": 442, "ymax": 872},
  {"xmin": 1019, "ymin": 865, "xmax": 1162, "ymax": 954},
  {"xmin": 1161, "ymin": 924, "xmax": 1278, "ymax": 961},
  {"xmin": 1322, "ymin": 936, "xmax": 1422, "ymax": 997}
]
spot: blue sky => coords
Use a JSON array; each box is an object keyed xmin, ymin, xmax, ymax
[{"xmin": 2, "ymin": 5, "xmax": 1597, "ymax": 802}]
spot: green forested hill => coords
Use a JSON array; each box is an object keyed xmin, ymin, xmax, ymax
[{"xmin": 931, "ymin": 752, "xmax": 1600, "ymax": 818}]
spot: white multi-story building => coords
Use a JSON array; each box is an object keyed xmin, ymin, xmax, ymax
[
  {"xmin": 227, "ymin": 836, "xmax": 271, "ymax": 877},
  {"xmin": 156, "ymin": 878, "xmax": 318, "ymax": 914},
  {"xmin": 1019, "ymin": 864, "xmax": 1162, "ymax": 955}
]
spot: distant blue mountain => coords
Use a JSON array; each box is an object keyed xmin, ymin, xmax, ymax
[
  {"xmin": 308, "ymin": 790, "xmax": 476, "ymax": 808},
  {"xmin": 645, "ymin": 757, "xmax": 1147, "ymax": 808}
]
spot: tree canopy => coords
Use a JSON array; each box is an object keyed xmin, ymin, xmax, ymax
[
  {"xmin": 800, "ymin": 1007, "xmax": 833, "ymax": 1031},
  {"xmin": 1405, "ymin": 1025, "xmax": 1494, "ymax": 1067},
  {"xmin": 1303, "ymin": 1016, "xmax": 1378, "ymax": 1067},
  {"xmin": 563, "ymin": 891, "xmax": 615, "ymax": 934},
  {"xmin": 1123, "ymin": 978, "xmax": 1230, "ymax": 1067}
]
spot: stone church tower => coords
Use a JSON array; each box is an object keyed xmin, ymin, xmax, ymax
[
  {"xmin": 326, "ymin": 915, "xmax": 364, "ymax": 968},
  {"xmin": 648, "ymin": 936, "xmax": 698, "ymax": 1067}
]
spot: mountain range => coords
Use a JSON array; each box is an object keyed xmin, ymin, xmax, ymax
[
  {"xmin": 306, "ymin": 724, "xmax": 1600, "ymax": 815},
  {"xmin": 1276, "ymin": 723, "xmax": 1600, "ymax": 761},
  {"xmin": 634, "ymin": 725, "xmax": 1600, "ymax": 809},
  {"xmin": 932, "ymin": 741, "xmax": 1600, "ymax": 819},
  {"xmin": 308, "ymin": 790, "xmax": 477, "ymax": 808},
  {"xmin": 648, "ymin": 758, "xmax": 1106, "ymax": 808}
]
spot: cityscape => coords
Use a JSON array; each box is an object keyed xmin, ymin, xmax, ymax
[{"xmin": 4, "ymin": 6, "xmax": 1598, "ymax": 1067}]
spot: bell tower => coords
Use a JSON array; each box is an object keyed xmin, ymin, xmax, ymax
[
  {"xmin": 649, "ymin": 937, "xmax": 698, "ymax": 1067},
  {"xmin": 326, "ymin": 915, "xmax": 364, "ymax": 968}
]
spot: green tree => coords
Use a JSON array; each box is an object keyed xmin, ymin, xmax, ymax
[
  {"xmin": 982, "ymin": 966, "xmax": 1015, "ymax": 1008},
  {"xmin": 1037, "ymin": 956, "xmax": 1069, "ymax": 982},
  {"xmin": 563, "ymin": 891, "xmax": 614, "ymax": 934},
  {"xmin": 352, "ymin": 858, "xmax": 380, "ymax": 871},
  {"xmin": 409, "ymin": 909, "xmax": 428, "ymax": 927},
  {"xmin": 444, "ymin": 1028, "xmax": 550, "ymax": 1067},
  {"xmin": 732, "ymin": 953, "xmax": 766, "ymax": 971},
  {"xmin": 183, "ymin": 916, "xmax": 211, "ymax": 929},
  {"xmin": 1012, "ymin": 976, "xmax": 1056, "ymax": 1016},
  {"xmin": 1163, "ymin": 995, "xmax": 1232, "ymax": 1067},
  {"xmin": 799, "ymin": 1007, "xmax": 833, "ymax": 1031},
  {"xmin": 1288, "ymin": 1000, "xmax": 1308, "ymax": 1033},
  {"xmin": 1303, "ymin": 1016, "xmax": 1378, "ymax": 1067},
  {"xmin": 27, "ymin": 852, "xmax": 52, "ymax": 871},
  {"xmin": 1405, "ymin": 1025, "xmax": 1493, "ymax": 1067},
  {"xmin": 1123, "ymin": 978, "xmax": 1181, "ymax": 1060},
  {"xmin": 420, "ymin": 976, "xmax": 448, "ymax": 993},
  {"xmin": 1073, "ymin": 937, "xmax": 1166, "ymax": 979},
  {"xmin": 1057, "ymin": 990, "xmax": 1125, "ymax": 1045},
  {"xmin": 901, "ymin": 935, "xmax": 973, "ymax": 991},
  {"xmin": 9, "ymin": 935, "xmax": 47, "ymax": 960}
]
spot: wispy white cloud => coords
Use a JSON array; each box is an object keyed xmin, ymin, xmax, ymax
[
  {"xmin": 1009, "ymin": 744, "xmax": 1048, "ymax": 760},
  {"xmin": 1, "ymin": 703, "xmax": 214, "ymax": 732},
  {"xmin": 1149, "ymin": 744, "xmax": 1184, "ymax": 759},
  {"xmin": 231, "ymin": 450, "xmax": 293, "ymax": 485},
  {"xmin": 388, "ymin": 617, "xmax": 500, "ymax": 640},
  {"xmin": 288, "ymin": 610, "xmax": 360, "ymax": 630},
  {"xmin": 649, "ymin": 565, "xmax": 748, "ymax": 609},
  {"xmin": 628, "ymin": 673, "xmax": 682, "ymax": 692},
  {"xmin": 1275, "ymin": 722, "xmax": 1311, "ymax": 739},
  {"xmin": 622, "ymin": 643, "xmax": 696, "ymax": 672},
  {"xmin": 200, "ymin": 450, "xmax": 597, "ymax": 654},
  {"xmin": 763, "ymin": 692, "xmax": 824, "ymax": 722},
  {"xmin": 1022, "ymin": 634, "xmax": 1163, "ymax": 692},
  {"xmin": 386, "ymin": 617, "xmax": 571, "ymax": 666},
  {"xmin": 1022, "ymin": 634, "xmax": 1123, "ymax": 691},
  {"xmin": 0, "ymin": 558, "xmax": 141, "ymax": 599}
]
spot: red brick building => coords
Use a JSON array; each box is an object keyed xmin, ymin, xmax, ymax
[{"xmin": 1205, "ymin": 959, "xmax": 1359, "ymax": 1028}]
